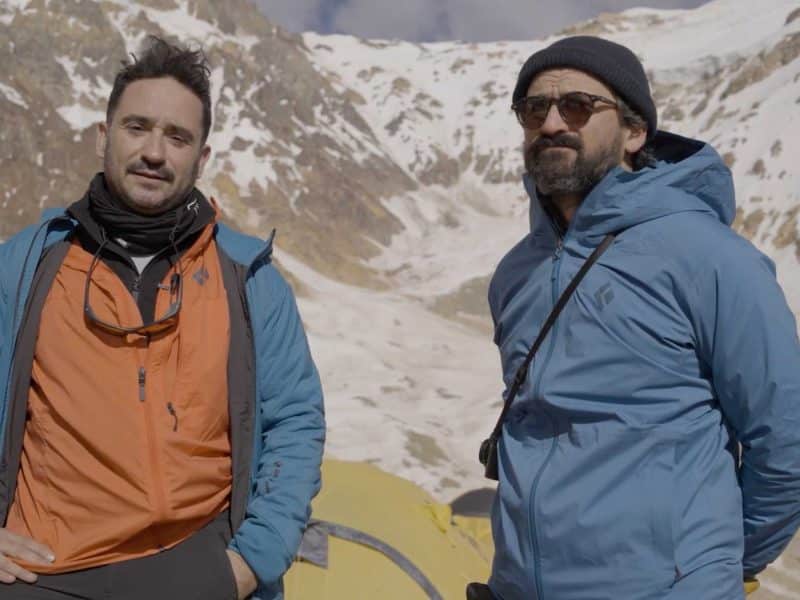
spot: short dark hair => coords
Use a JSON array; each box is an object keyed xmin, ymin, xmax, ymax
[
  {"xmin": 106, "ymin": 36, "xmax": 212, "ymax": 141},
  {"xmin": 617, "ymin": 97, "xmax": 656, "ymax": 171}
]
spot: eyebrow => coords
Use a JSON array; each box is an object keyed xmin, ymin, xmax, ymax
[{"xmin": 120, "ymin": 114, "xmax": 196, "ymax": 143}]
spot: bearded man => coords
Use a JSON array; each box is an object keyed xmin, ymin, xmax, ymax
[
  {"xmin": 0, "ymin": 36, "xmax": 324, "ymax": 599},
  {"xmin": 478, "ymin": 35, "xmax": 800, "ymax": 600}
]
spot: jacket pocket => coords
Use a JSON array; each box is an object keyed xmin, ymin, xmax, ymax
[
  {"xmin": 213, "ymin": 541, "xmax": 239, "ymax": 600},
  {"xmin": 535, "ymin": 428, "xmax": 679, "ymax": 596}
]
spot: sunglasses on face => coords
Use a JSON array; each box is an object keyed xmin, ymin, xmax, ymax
[
  {"xmin": 83, "ymin": 237, "xmax": 183, "ymax": 337},
  {"xmin": 511, "ymin": 91, "xmax": 618, "ymax": 130}
]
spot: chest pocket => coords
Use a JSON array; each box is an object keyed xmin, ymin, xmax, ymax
[{"xmin": 154, "ymin": 244, "xmax": 231, "ymax": 453}]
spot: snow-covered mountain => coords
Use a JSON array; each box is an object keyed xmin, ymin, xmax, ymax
[{"xmin": 1, "ymin": 0, "xmax": 799, "ymax": 596}]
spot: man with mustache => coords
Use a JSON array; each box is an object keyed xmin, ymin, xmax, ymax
[
  {"xmin": 0, "ymin": 36, "xmax": 325, "ymax": 599},
  {"xmin": 477, "ymin": 36, "xmax": 800, "ymax": 599}
]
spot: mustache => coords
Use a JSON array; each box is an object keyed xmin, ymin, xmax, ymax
[
  {"xmin": 127, "ymin": 162, "xmax": 174, "ymax": 182},
  {"xmin": 530, "ymin": 133, "xmax": 582, "ymax": 157}
]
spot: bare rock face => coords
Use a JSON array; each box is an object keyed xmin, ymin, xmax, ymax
[
  {"xmin": 0, "ymin": 0, "xmax": 124, "ymax": 237},
  {"xmin": 559, "ymin": 10, "xmax": 665, "ymax": 37},
  {"xmin": 722, "ymin": 32, "xmax": 800, "ymax": 99},
  {"xmin": 0, "ymin": 0, "xmax": 414, "ymax": 286},
  {"xmin": 774, "ymin": 206, "xmax": 800, "ymax": 260},
  {"xmin": 194, "ymin": 14, "xmax": 415, "ymax": 285}
]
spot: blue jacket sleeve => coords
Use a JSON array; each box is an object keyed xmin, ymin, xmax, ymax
[
  {"xmin": 229, "ymin": 261, "xmax": 325, "ymax": 588},
  {"xmin": 693, "ymin": 238, "xmax": 800, "ymax": 577}
]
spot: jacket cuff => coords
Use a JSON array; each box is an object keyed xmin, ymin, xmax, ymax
[{"xmin": 229, "ymin": 520, "xmax": 292, "ymax": 587}]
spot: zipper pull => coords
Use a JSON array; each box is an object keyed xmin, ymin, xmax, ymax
[
  {"xmin": 131, "ymin": 276, "xmax": 142, "ymax": 302},
  {"xmin": 138, "ymin": 367, "xmax": 146, "ymax": 402},
  {"xmin": 166, "ymin": 402, "xmax": 178, "ymax": 432},
  {"xmin": 553, "ymin": 238, "xmax": 563, "ymax": 262}
]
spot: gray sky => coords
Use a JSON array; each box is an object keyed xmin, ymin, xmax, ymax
[{"xmin": 253, "ymin": 0, "xmax": 712, "ymax": 43}]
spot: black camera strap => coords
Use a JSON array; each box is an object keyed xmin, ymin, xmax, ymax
[{"xmin": 483, "ymin": 233, "xmax": 616, "ymax": 450}]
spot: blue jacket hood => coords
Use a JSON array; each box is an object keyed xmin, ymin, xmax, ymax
[{"xmin": 526, "ymin": 131, "xmax": 736, "ymax": 244}]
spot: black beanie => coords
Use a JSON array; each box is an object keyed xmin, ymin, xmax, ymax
[{"xmin": 513, "ymin": 36, "xmax": 657, "ymax": 140}]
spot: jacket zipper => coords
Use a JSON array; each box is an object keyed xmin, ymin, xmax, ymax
[
  {"xmin": 131, "ymin": 275, "xmax": 142, "ymax": 303},
  {"xmin": 138, "ymin": 367, "xmax": 146, "ymax": 402},
  {"xmin": 166, "ymin": 402, "xmax": 178, "ymax": 432},
  {"xmin": 137, "ymin": 358, "xmax": 170, "ymax": 532},
  {"xmin": 245, "ymin": 281, "xmax": 260, "ymax": 504},
  {"xmin": 527, "ymin": 235, "xmax": 566, "ymax": 599}
]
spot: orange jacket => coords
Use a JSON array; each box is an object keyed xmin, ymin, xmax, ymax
[{"xmin": 6, "ymin": 223, "xmax": 232, "ymax": 572}]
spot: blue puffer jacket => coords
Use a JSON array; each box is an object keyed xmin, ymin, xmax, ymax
[
  {"xmin": 0, "ymin": 212, "xmax": 325, "ymax": 600},
  {"xmin": 488, "ymin": 132, "xmax": 800, "ymax": 600}
]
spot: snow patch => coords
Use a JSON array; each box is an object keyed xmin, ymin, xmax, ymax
[
  {"xmin": 278, "ymin": 249, "xmax": 503, "ymax": 499},
  {"xmin": 0, "ymin": 82, "xmax": 27, "ymax": 108},
  {"xmin": 1, "ymin": 0, "xmax": 30, "ymax": 11},
  {"xmin": 56, "ymin": 103, "xmax": 104, "ymax": 130}
]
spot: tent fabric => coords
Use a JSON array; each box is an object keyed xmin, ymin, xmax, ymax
[
  {"xmin": 452, "ymin": 515, "xmax": 494, "ymax": 564},
  {"xmin": 284, "ymin": 460, "xmax": 492, "ymax": 600}
]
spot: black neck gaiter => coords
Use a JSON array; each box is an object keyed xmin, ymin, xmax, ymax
[{"xmin": 86, "ymin": 173, "xmax": 209, "ymax": 255}]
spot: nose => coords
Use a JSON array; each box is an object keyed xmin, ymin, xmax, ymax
[
  {"xmin": 538, "ymin": 102, "xmax": 568, "ymax": 136},
  {"xmin": 140, "ymin": 131, "xmax": 166, "ymax": 165}
]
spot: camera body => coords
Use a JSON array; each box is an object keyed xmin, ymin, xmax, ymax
[
  {"xmin": 466, "ymin": 582, "xmax": 496, "ymax": 599},
  {"xmin": 478, "ymin": 436, "xmax": 499, "ymax": 481}
]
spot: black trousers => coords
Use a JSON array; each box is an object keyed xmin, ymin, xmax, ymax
[{"xmin": 2, "ymin": 511, "xmax": 237, "ymax": 600}]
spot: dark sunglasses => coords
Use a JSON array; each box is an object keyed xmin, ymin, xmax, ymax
[
  {"xmin": 512, "ymin": 91, "xmax": 618, "ymax": 130},
  {"xmin": 83, "ymin": 237, "xmax": 183, "ymax": 336}
]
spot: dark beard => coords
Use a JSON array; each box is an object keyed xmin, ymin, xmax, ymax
[{"xmin": 524, "ymin": 132, "xmax": 622, "ymax": 197}]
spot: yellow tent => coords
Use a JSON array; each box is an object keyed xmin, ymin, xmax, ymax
[
  {"xmin": 285, "ymin": 461, "xmax": 763, "ymax": 598},
  {"xmin": 285, "ymin": 460, "xmax": 494, "ymax": 600}
]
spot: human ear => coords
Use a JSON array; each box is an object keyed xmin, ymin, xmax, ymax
[{"xmin": 95, "ymin": 122, "xmax": 108, "ymax": 159}]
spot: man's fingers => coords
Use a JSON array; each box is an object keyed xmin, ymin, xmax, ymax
[
  {"xmin": 9, "ymin": 543, "xmax": 54, "ymax": 565},
  {"xmin": 0, "ymin": 554, "xmax": 38, "ymax": 584},
  {"xmin": 0, "ymin": 530, "xmax": 54, "ymax": 564},
  {"xmin": 0, "ymin": 530, "xmax": 52, "ymax": 586}
]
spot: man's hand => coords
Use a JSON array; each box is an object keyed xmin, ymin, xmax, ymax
[
  {"xmin": 226, "ymin": 549, "xmax": 257, "ymax": 600},
  {"xmin": 0, "ymin": 528, "xmax": 54, "ymax": 584}
]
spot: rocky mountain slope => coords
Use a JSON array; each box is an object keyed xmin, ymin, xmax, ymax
[{"xmin": 1, "ymin": 0, "xmax": 799, "ymax": 596}]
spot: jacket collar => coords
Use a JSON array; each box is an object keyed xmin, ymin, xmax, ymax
[
  {"xmin": 37, "ymin": 206, "xmax": 275, "ymax": 273},
  {"xmin": 214, "ymin": 223, "xmax": 275, "ymax": 271}
]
